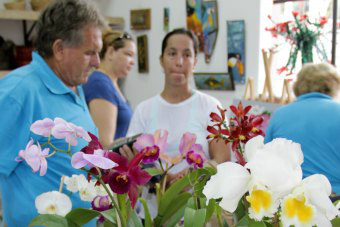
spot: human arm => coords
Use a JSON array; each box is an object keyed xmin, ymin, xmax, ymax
[{"xmin": 88, "ymin": 99, "xmax": 118, "ymax": 149}]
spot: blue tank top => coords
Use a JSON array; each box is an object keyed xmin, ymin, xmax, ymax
[{"xmin": 83, "ymin": 71, "xmax": 132, "ymax": 139}]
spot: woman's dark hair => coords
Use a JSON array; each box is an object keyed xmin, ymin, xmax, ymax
[
  {"xmin": 100, "ymin": 30, "xmax": 133, "ymax": 59},
  {"xmin": 161, "ymin": 28, "xmax": 198, "ymax": 57}
]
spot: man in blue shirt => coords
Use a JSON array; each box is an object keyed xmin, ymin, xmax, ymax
[
  {"xmin": 265, "ymin": 63, "xmax": 340, "ymax": 195},
  {"xmin": 0, "ymin": 0, "xmax": 106, "ymax": 226}
]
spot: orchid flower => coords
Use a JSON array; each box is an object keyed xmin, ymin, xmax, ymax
[
  {"xmin": 179, "ymin": 132, "xmax": 206, "ymax": 169},
  {"xmin": 35, "ymin": 191, "xmax": 72, "ymax": 217},
  {"xmin": 134, "ymin": 129, "xmax": 168, "ymax": 164},
  {"xmin": 203, "ymin": 136, "xmax": 303, "ymax": 221},
  {"xmin": 104, "ymin": 152, "xmax": 151, "ymax": 208},
  {"xmin": 91, "ymin": 195, "xmax": 112, "ymax": 223},
  {"xmin": 52, "ymin": 118, "xmax": 91, "ymax": 146},
  {"xmin": 17, "ymin": 139, "xmax": 49, "ymax": 176},
  {"xmin": 71, "ymin": 149, "xmax": 117, "ymax": 170},
  {"xmin": 281, "ymin": 174, "xmax": 340, "ymax": 227},
  {"xmin": 30, "ymin": 118, "xmax": 55, "ymax": 137}
]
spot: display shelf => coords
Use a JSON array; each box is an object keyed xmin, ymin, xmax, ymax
[{"xmin": 0, "ymin": 9, "xmax": 124, "ymax": 27}]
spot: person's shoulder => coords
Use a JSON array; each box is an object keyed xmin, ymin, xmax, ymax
[
  {"xmin": 1, "ymin": 65, "xmax": 41, "ymax": 95},
  {"xmin": 134, "ymin": 95, "xmax": 159, "ymax": 111},
  {"xmin": 195, "ymin": 90, "xmax": 221, "ymax": 106}
]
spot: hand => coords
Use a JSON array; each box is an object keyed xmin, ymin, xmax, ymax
[{"xmin": 119, "ymin": 144, "xmax": 138, "ymax": 161}]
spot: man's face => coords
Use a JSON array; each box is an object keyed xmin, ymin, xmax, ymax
[{"xmin": 57, "ymin": 25, "xmax": 102, "ymax": 88}]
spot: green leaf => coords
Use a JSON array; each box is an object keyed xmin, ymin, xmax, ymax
[
  {"xmin": 332, "ymin": 217, "xmax": 340, "ymax": 227},
  {"xmin": 139, "ymin": 198, "xmax": 153, "ymax": 227},
  {"xmin": 161, "ymin": 192, "xmax": 191, "ymax": 224},
  {"xmin": 233, "ymin": 199, "xmax": 246, "ymax": 223},
  {"xmin": 65, "ymin": 208, "xmax": 100, "ymax": 226},
  {"xmin": 248, "ymin": 218, "xmax": 267, "ymax": 227},
  {"xmin": 205, "ymin": 199, "xmax": 216, "ymax": 223},
  {"xmin": 164, "ymin": 206, "xmax": 186, "ymax": 227},
  {"xmin": 127, "ymin": 210, "xmax": 143, "ymax": 227},
  {"xmin": 235, "ymin": 215, "xmax": 249, "ymax": 227},
  {"xmin": 184, "ymin": 208, "xmax": 206, "ymax": 227},
  {"xmin": 101, "ymin": 208, "xmax": 117, "ymax": 224},
  {"xmin": 184, "ymin": 207, "xmax": 195, "ymax": 227},
  {"xmin": 144, "ymin": 167, "xmax": 162, "ymax": 176},
  {"xmin": 29, "ymin": 214, "xmax": 69, "ymax": 227},
  {"xmin": 155, "ymin": 175, "xmax": 190, "ymax": 226},
  {"xmin": 103, "ymin": 219, "xmax": 117, "ymax": 227}
]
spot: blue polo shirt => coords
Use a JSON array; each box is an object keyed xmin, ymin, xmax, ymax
[
  {"xmin": 0, "ymin": 52, "xmax": 97, "ymax": 227},
  {"xmin": 265, "ymin": 92, "xmax": 340, "ymax": 194}
]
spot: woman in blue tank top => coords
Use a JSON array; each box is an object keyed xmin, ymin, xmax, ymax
[{"xmin": 83, "ymin": 30, "xmax": 136, "ymax": 148}]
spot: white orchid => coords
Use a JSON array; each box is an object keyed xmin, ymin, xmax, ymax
[
  {"xmin": 35, "ymin": 191, "xmax": 72, "ymax": 216},
  {"xmin": 64, "ymin": 174, "xmax": 81, "ymax": 193},
  {"xmin": 281, "ymin": 174, "xmax": 340, "ymax": 227},
  {"xmin": 203, "ymin": 136, "xmax": 303, "ymax": 221}
]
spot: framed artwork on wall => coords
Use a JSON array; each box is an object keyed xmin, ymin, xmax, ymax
[
  {"xmin": 164, "ymin": 7, "xmax": 169, "ymax": 32},
  {"xmin": 186, "ymin": 0, "xmax": 218, "ymax": 63},
  {"xmin": 130, "ymin": 9, "xmax": 151, "ymax": 30},
  {"xmin": 194, "ymin": 72, "xmax": 235, "ymax": 91},
  {"xmin": 227, "ymin": 20, "xmax": 246, "ymax": 84},
  {"xmin": 137, "ymin": 35, "xmax": 149, "ymax": 73}
]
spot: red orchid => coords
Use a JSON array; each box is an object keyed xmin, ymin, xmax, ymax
[
  {"xmin": 81, "ymin": 132, "xmax": 103, "ymax": 154},
  {"xmin": 207, "ymin": 102, "xmax": 264, "ymax": 166},
  {"xmin": 103, "ymin": 152, "xmax": 151, "ymax": 208},
  {"xmin": 209, "ymin": 106, "xmax": 227, "ymax": 124}
]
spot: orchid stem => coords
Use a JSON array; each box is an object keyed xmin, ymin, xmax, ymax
[
  {"xmin": 85, "ymin": 169, "xmax": 125, "ymax": 227},
  {"xmin": 59, "ymin": 176, "xmax": 65, "ymax": 193}
]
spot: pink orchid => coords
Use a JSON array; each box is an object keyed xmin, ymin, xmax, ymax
[
  {"xmin": 17, "ymin": 139, "xmax": 49, "ymax": 176},
  {"xmin": 52, "ymin": 118, "xmax": 91, "ymax": 146},
  {"xmin": 30, "ymin": 118, "xmax": 55, "ymax": 137},
  {"xmin": 133, "ymin": 129, "xmax": 168, "ymax": 164},
  {"xmin": 179, "ymin": 132, "xmax": 206, "ymax": 169},
  {"xmin": 71, "ymin": 149, "xmax": 117, "ymax": 170}
]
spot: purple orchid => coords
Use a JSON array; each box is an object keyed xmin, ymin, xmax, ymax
[
  {"xmin": 91, "ymin": 195, "xmax": 112, "ymax": 223},
  {"xmin": 51, "ymin": 118, "xmax": 91, "ymax": 146},
  {"xmin": 17, "ymin": 139, "xmax": 50, "ymax": 176},
  {"xmin": 179, "ymin": 132, "xmax": 206, "ymax": 169},
  {"xmin": 30, "ymin": 118, "xmax": 55, "ymax": 137},
  {"xmin": 71, "ymin": 149, "xmax": 117, "ymax": 170},
  {"xmin": 133, "ymin": 129, "xmax": 168, "ymax": 164}
]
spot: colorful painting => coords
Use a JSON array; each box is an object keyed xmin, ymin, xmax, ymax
[
  {"xmin": 202, "ymin": 0, "xmax": 218, "ymax": 63},
  {"xmin": 227, "ymin": 20, "xmax": 245, "ymax": 84},
  {"xmin": 194, "ymin": 72, "xmax": 235, "ymax": 91},
  {"xmin": 164, "ymin": 8, "xmax": 169, "ymax": 32},
  {"xmin": 186, "ymin": 0, "xmax": 218, "ymax": 63}
]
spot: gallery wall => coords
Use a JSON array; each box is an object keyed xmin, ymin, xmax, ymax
[
  {"xmin": 0, "ymin": 0, "xmax": 273, "ymax": 109},
  {"xmin": 96, "ymin": 0, "xmax": 273, "ymax": 109}
]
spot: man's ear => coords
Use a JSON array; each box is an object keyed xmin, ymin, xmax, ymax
[{"xmin": 52, "ymin": 39, "xmax": 64, "ymax": 61}]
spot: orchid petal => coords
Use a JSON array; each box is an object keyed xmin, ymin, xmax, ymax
[
  {"xmin": 71, "ymin": 152, "xmax": 89, "ymax": 169},
  {"xmin": 179, "ymin": 132, "xmax": 197, "ymax": 154},
  {"xmin": 35, "ymin": 191, "xmax": 72, "ymax": 217},
  {"xmin": 30, "ymin": 118, "xmax": 55, "ymax": 137},
  {"xmin": 154, "ymin": 129, "xmax": 168, "ymax": 153},
  {"xmin": 133, "ymin": 134, "xmax": 155, "ymax": 152},
  {"xmin": 203, "ymin": 162, "xmax": 251, "ymax": 212},
  {"xmin": 82, "ymin": 153, "xmax": 117, "ymax": 169},
  {"xmin": 39, "ymin": 157, "xmax": 48, "ymax": 176},
  {"xmin": 244, "ymin": 135, "xmax": 264, "ymax": 162},
  {"xmin": 302, "ymin": 174, "xmax": 340, "ymax": 220},
  {"xmin": 246, "ymin": 150, "xmax": 302, "ymax": 196}
]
